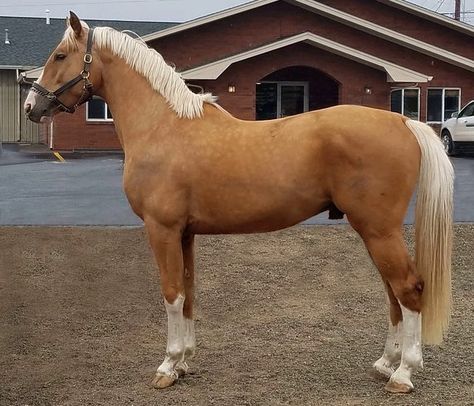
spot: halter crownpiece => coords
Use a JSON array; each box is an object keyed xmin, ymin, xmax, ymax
[{"xmin": 31, "ymin": 28, "xmax": 95, "ymax": 114}]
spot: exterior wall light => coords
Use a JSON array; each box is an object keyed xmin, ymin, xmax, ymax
[
  {"xmin": 228, "ymin": 84, "xmax": 236, "ymax": 93},
  {"xmin": 364, "ymin": 86, "xmax": 372, "ymax": 95}
]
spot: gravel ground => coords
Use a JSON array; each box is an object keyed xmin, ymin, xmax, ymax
[{"xmin": 0, "ymin": 225, "xmax": 473, "ymax": 406}]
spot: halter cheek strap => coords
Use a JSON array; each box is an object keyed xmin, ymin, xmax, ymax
[{"xmin": 31, "ymin": 28, "xmax": 95, "ymax": 114}]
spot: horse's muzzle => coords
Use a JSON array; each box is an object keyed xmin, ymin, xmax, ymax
[{"xmin": 24, "ymin": 91, "xmax": 56, "ymax": 123}]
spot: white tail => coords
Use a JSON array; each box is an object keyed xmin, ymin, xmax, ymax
[{"xmin": 406, "ymin": 119, "xmax": 454, "ymax": 345}]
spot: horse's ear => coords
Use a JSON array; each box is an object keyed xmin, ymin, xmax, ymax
[{"xmin": 69, "ymin": 11, "xmax": 83, "ymax": 37}]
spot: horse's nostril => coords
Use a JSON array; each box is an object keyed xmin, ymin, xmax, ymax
[{"xmin": 25, "ymin": 103, "xmax": 32, "ymax": 114}]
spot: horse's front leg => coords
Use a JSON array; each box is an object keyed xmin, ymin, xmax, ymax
[
  {"xmin": 145, "ymin": 221, "xmax": 186, "ymax": 389},
  {"xmin": 175, "ymin": 233, "xmax": 196, "ymax": 378}
]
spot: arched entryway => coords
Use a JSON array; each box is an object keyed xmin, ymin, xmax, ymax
[{"xmin": 256, "ymin": 66, "xmax": 339, "ymax": 120}]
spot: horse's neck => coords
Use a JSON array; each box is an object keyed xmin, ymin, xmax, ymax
[{"xmin": 97, "ymin": 52, "xmax": 173, "ymax": 150}]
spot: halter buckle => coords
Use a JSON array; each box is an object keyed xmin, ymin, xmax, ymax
[
  {"xmin": 84, "ymin": 53, "xmax": 93, "ymax": 64},
  {"xmin": 81, "ymin": 70, "xmax": 90, "ymax": 79}
]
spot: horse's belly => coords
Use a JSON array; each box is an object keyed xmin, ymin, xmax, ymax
[{"xmin": 188, "ymin": 191, "xmax": 328, "ymax": 234}]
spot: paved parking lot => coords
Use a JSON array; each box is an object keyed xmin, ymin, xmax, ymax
[{"xmin": 0, "ymin": 153, "xmax": 473, "ymax": 225}]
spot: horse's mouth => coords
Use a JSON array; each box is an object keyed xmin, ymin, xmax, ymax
[
  {"xmin": 26, "ymin": 108, "xmax": 56, "ymax": 124},
  {"xmin": 26, "ymin": 113, "xmax": 47, "ymax": 124}
]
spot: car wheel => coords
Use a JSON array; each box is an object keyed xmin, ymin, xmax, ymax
[{"xmin": 441, "ymin": 131, "xmax": 455, "ymax": 156}]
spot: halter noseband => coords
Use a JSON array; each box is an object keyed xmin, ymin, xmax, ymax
[{"xmin": 31, "ymin": 28, "xmax": 95, "ymax": 114}]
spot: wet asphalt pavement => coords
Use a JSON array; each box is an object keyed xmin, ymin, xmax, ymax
[{"xmin": 0, "ymin": 151, "xmax": 473, "ymax": 226}]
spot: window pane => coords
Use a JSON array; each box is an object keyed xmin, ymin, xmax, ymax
[
  {"xmin": 256, "ymin": 83, "xmax": 277, "ymax": 120},
  {"xmin": 444, "ymin": 90, "xmax": 459, "ymax": 121},
  {"xmin": 403, "ymin": 89, "xmax": 419, "ymax": 120},
  {"xmin": 390, "ymin": 90, "xmax": 402, "ymax": 114},
  {"xmin": 106, "ymin": 105, "xmax": 113, "ymax": 119},
  {"xmin": 88, "ymin": 98, "xmax": 106, "ymax": 119},
  {"xmin": 427, "ymin": 89, "xmax": 442, "ymax": 122},
  {"xmin": 461, "ymin": 103, "xmax": 474, "ymax": 117}
]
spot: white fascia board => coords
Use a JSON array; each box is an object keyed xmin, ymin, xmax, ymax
[
  {"xmin": 182, "ymin": 32, "xmax": 432, "ymax": 83},
  {"xmin": 142, "ymin": 0, "xmax": 274, "ymax": 42},
  {"xmin": 144, "ymin": 0, "xmax": 474, "ymax": 73},
  {"xmin": 380, "ymin": 0, "xmax": 474, "ymax": 36},
  {"xmin": 0, "ymin": 65, "xmax": 36, "ymax": 70},
  {"xmin": 143, "ymin": 0, "xmax": 474, "ymax": 42},
  {"xmin": 20, "ymin": 66, "xmax": 43, "ymax": 79}
]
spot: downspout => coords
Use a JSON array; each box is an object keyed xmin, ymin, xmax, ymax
[
  {"xmin": 49, "ymin": 119, "xmax": 54, "ymax": 149},
  {"xmin": 16, "ymin": 69, "xmax": 21, "ymax": 142}
]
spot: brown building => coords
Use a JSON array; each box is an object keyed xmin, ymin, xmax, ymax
[{"xmin": 29, "ymin": 0, "xmax": 474, "ymax": 151}]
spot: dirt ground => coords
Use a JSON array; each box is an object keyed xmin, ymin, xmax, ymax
[{"xmin": 0, "ymin": 225, "xmax": 473, "ymax": 406}]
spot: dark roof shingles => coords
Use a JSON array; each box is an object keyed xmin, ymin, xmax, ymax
[{"xmin": 0, "ymin": 16, "xmax": 177, "ymax": 68}]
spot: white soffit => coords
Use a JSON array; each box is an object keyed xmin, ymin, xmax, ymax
[
  {"xmin": 181, "ymin": 32, "xmax": 432, "ymax": 83},
  {"xmin": 143, "ymin": 0, "xmax": 474, "ymax": 72}
]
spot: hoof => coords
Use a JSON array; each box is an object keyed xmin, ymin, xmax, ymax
[
  {"xmin": 372, "ymin": 358, "xmax": 395, "ymax": 380},
  {"xmin": 385, "ymin": 379, "xmax": 414, "ymax": 394},
  {"xmin": 151, "ymin": 373, "xmax": 176, "ymax": 389}
]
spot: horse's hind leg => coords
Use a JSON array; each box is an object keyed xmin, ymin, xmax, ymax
[
  {"xmin": 145, "ymin": 221, "xmax": 186, "ymax": 389},
  {"xmin": 373, "ymin": 283, "xmax": 403, "ymax": 378},
  {"xmin": 353, "ymin": 226, "xmax": 424, "ymax": 393}
]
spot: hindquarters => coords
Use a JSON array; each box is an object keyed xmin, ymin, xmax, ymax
[
  {"xmin": 322, "ymin": 109, "xmax": 421, "ymax": 232},
  {"xmin": 322, "ymin": 108, "xmax": 453, "ymax": 345}
]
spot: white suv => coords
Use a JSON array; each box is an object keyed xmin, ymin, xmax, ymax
[{"xmin": 441, "ymin": 100, "xmax": 474, "ymax": 155}]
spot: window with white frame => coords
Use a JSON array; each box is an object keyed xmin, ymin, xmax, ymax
[
  {"xmin": 427, "ymin": 88, "xmax": 460, "ymax": 123},
  {"xmin": 390, "ymin": 88, "xmax": 419, "ymax": 120},
  {"xmin": 86, "ymin": 96, "xmax": 113, "ymax": 121}
]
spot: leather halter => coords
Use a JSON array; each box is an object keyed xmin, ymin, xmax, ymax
[{"xmin": 31, "ymin": 28, "xmax": 95, "ymax": 114}]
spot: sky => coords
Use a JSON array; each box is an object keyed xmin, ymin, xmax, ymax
[{"xmin": 0, "ymin": 0, "xmax": 473, "ymax": 24}]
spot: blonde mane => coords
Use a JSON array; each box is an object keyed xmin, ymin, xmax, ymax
[{"xmin": 63, "ymin": 24, "xmax": 217, "ymax": 119}]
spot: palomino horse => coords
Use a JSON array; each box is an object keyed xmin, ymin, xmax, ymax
[{"xmin": 25, "ymin": 13, "xmax": 454, "ymax": 393}]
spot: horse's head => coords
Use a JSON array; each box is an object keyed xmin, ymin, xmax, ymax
[{"xmin": 25, "ymin": 12, "xmax": 102, "ymax": 123}]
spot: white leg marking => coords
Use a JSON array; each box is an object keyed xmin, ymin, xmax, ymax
[
  {"xmin": 373, "ymin": 321, "xmax": 403, "ymax": 378},
  {"xmin": 183, "ymin": 318, "xmax": 196, "ymax": 359},
  {"xmin": 176, "ymin": 318, "xmax": 195, "ymax": 376},
  {"xmin": 157, "ymin": 295, "xmax": 185, "ymax": 379},
  {"xmin": 388, "ymin": 304, "xmax": 423, "ymax": 390}
]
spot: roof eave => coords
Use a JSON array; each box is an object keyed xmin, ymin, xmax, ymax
[
  {"xmin": 143, "ymin": 0, "xmax": 275, "ymax": 42},
  {"xmin": 143, "ymin": 0, "xmax": 474, "ymax": 43},
  {"xmin": 182, "ymin": 32, "xmax": 432, "ymax": 84},
  {"xmin": 378, "ymin": 0, "xmax": 474, "ymax": 36},
  {"xmin": 0, "ymin": 65, "xmax": 36, "ymax": 70}
]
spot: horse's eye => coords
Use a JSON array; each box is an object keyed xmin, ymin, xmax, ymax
[{"xmin": 55, "ymin": 53, "xmax": 67, "ymax": 61}]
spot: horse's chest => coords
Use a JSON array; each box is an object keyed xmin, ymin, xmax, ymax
[
  {"xmin": 122, "ymin": 162, "xmax": 185, "ymax": 221},
  {"xmin": 122, "ymin": 165, "xmax": 154, "ymax": 218}
]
